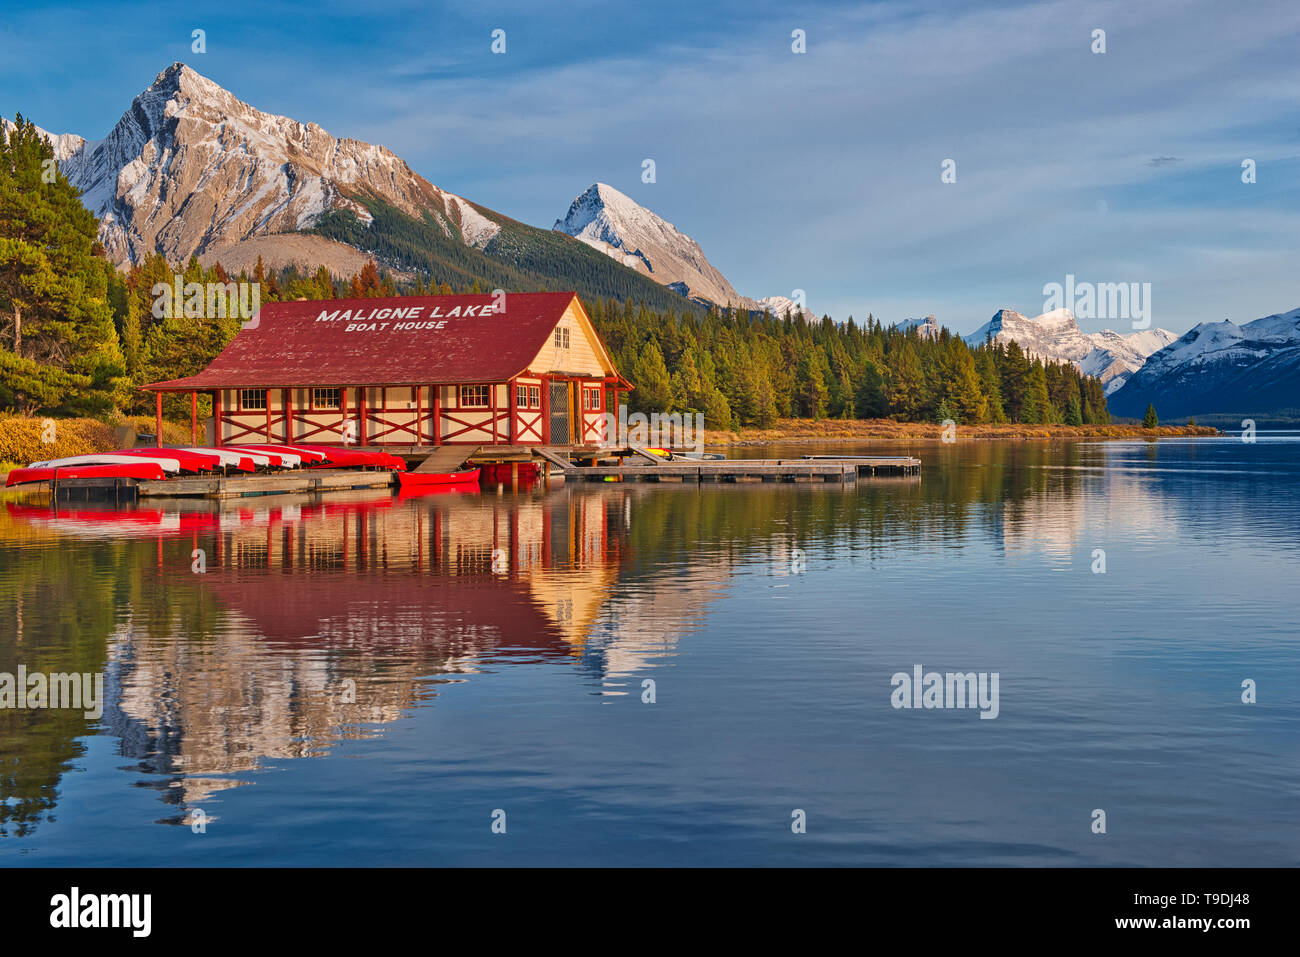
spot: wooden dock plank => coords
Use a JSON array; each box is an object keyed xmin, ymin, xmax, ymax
[
  {"xmin": 138, "ymin": 468, "xmax": 395, "ymax": 499},
  {"xmin": 555, "ymin": 454, "xmax": 918, "ymax": 483}
]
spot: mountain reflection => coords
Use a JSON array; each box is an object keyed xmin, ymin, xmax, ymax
[
  {"xmin": 4, "ymin": 484, "xmax": 732, "ymax": 825},
  {"xmin": 7, "ymin": 440, "xmax": 1254, "ymax": 834}
]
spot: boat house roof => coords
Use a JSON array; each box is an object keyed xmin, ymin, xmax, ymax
[{"xmin": 144, "ymin": 291, "xmax": 618, "ymax": 391}]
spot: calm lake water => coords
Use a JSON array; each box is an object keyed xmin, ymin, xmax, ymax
[{"xmin": 1, "ymin": 437, "xmax": 1297, "ymax": 866}]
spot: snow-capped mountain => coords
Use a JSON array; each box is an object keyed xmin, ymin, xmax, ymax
[
  {"xmin": 756, "ymin": 295, "xmax": 816, "ymax": 321},
  {"xmin": 29, "ymin": 62, "xmax": 503, "ymax": 265},
  {"xmin": 1109, "ymin": 307, "xmax": 1300, "ymax": 418},
  {"xmin": 554, "ymin": 183, "xmax": 744, "ymax": 306},
  {"xmin": 554, "ymin": 182, "xmax": 792, "ymax": 312},
  {"xmin": 892, "ymin": 315, "xmax": 942, "ymax": 339},
  {"xmin": 1, "ymin": 117, "xmax": 86, "ymax": 161},
  {"xmin": 964, "ymin": 308, "xmax": 1177, "ymax": 393}
]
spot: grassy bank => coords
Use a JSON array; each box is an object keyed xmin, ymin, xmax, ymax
[
  {"xmin": 702, "ymin": 418, "xmax": 1221, "ymax": 446},
  {"xmin": 0, "ymin": 415, "xmax": 193, "ymax": 493}
]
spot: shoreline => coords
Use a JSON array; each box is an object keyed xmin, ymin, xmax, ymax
[{"xmin": 702, "ymin": 419, "xmax": 1220, "ymax": 446}]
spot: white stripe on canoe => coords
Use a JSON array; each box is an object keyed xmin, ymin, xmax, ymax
[
  {"xmin": 28, "ymin": 454, "xmax": 181, "ymax": 473},
  {"xmin": 228, "ymin": 447, "xmax": 302, "ymax": 467},
  {"xmin": 180, "ymin": 447, "xmax": 247, "ymax": 466}
]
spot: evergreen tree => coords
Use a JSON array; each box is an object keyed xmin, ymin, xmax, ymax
[
  {"xmin": 1065, "ymin": 395, "xmax": 1083, "ymax": 426},
  {"xmin": 1000, "ymin": 340, "xmax": 1031, "ymax": 422},
  {"xmin": 0, "ymin": 115, "xmax": 124, "ymax": 414},
  {"xmin": 753, "ymin": 368, "xmax": 779, "ymax": 427},
  {"xmin": 795, "ymin": 351, "xmax": 828, "ymax": 419},
  {"xmin": 1022, "ymin": 361, "xmax": 1052, "ymax": 424},
  {"xmin": 974, "ymin": 346, "xmax": 1006, "ymax": 422},
  {"xmin": 854, "ymin": 356, "xmax": 888, "ymax": 418},
  {"xmin": 884, "ymin": 341, "xmax": 925, "ymax": 419},
  {"xmin": 702, "ymin": 384, "xmax": 732, "ymax": 431},
  {"xmin": 944, "ymin": 343, "xmax": 987, "ymax": 424},
  {"xmin": 629, "ymin": 340, "xmax": 671, "ymax": 412},
  {"xmin": 1143, "ymin": 403, "xmax": 1158, "ymax": 428}
]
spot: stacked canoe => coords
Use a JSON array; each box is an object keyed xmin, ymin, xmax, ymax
[{"xmin": 5, "ymin": 444, "xmax": 409, "ymax": 488}]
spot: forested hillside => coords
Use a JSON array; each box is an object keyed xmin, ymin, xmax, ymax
[{"xmin": 309, "ymin": 196, "xmax": 705, "ymax": 315}]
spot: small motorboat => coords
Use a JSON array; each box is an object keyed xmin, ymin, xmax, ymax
[
  {"xmin": 395, "ymin": 468, "xmax": 481, "ymax": 488},
  {"xmin": 5, "ymin": 462, "xmax": 168, "ymax": 487},
  {"xmin": 644, "ymin": 448, "xmax": 726, "ymax": 461}
]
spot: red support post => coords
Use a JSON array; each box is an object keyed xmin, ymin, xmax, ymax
[
  {"xmin": 340, "ymin": 387, "xmax": 348, "ymax": 444},
  {"xmin": 283, "ymin": 388, "xmax": 292, "ymax": 443},
  {"xmin": 213, "ymin": 390, "xmax": 223, "ymax": 447},
  {"xmin": 541, "ymin": 374, "xmax": 551, "ymax": 445},
  {"xmin": 507, "ymin": 378, "xmax": 517, "ymax": 445},
  {"xmin": 431, "ymin": 386, "xmax": 441, "ymax": 446},
  {"xmin": 490, "ymin": 383, "xmax": 498, "ymax": 446},
  {"xmin": 155, "ymin": 392, "xmax": 163, "ymax": 448},
  {"xmin": 414, "ymin": 386, "xmax": 422, "ymax": 445},
  {"xmin": 190, "ymin": 390, "xmax": 197, "ymax": 445}
]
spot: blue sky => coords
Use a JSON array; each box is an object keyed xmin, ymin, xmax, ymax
[{"xmin": 2, "ymin": 0, "xmax": 1297, "ymax": 334}]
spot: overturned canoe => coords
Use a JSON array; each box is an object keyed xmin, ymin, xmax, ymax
[
  {"xmin": 5, "ymin": 462, "xmax": 168, "ymax": 487},
  {"xmin": 26, "ymin": 453, "xmax": 182, "ymax": 474}
]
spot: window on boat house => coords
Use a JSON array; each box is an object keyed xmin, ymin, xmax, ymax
[
  {"xmin": 459, "ymin": 384, "xmax": 490, "ymax": 408},
  {"xmin": 517, "ymin": 384, "xmax": 541, "ymax": 409},
  {"xmin": 554, "ymin": 327, "xmax": 570, "ymax": 349},
  {"xmin": 583, "ymin": 387, "xmax": 602, "ymax": 411},
  {"xmin": 239, "ymin": 388, "xmax": 267, "ymax": 411},
  {"xmin": 311, "ymin": 387, "xmax": 341, "ymax": 410}
]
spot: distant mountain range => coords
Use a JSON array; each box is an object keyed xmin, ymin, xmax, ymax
[
  {"xmin": 892, "ymin": 316, "xmax": 942, "ymax": 340},
  {"xmin": 1107, "ymin": 307, "xmax": 1300, "ymax": 419},
  {"xmin": 963, "ymin": 308, "xmax": 1178, "ymax": 395},
  {"xmin": 948, "ymin": 305, "xmax": 1300, "ymax": 418},
  {"xmin": 13, "ymin": 62, "xmax": 806, "ymax": 317}
]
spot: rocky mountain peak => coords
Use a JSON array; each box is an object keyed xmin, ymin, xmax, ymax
[{"xmin": 554, "ymin": 181, "xmax": 747, "ymax": 307}]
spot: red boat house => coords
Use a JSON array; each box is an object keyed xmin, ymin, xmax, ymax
[{"xmin": 144, "ymin": 291, "xmax": 631, "ymax": 448}]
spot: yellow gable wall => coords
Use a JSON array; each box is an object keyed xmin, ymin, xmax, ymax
[{"xmin": 527, "ymin": 298, "xmax": 613, "ymax": 378}]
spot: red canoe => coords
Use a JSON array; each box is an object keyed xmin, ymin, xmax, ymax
[
  {"xmin": 232, "ymin": 444, "xmax": 332, "ymax": 464},
  {"xmin": 5, "ymin": 462, "xmax": 167, "ymax": 487},
  {"xmin": 395, "ymin": 468, "xmax": 481, "ymax": 488},
  {"xmin": 298, "ymin": 447, "xmax": 407, "ymax": 471},
  {"xmin": 111, "ymin": 448, "xmax": 219, "ymax": 473}
]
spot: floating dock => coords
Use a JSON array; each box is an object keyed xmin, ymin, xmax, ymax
[
  {"xmin": 134, "ymin": 468, "xmax": 396, "ymax": 499},
  {"xmin": 38, "ymin": 468, "xmax": 401, "ymax": 501},
  {"xmin": 526, "ymin": 448, "xmax": 920, "ymax": 483},
  {"xmin": 34, "ymin": 445, "xmax": 920, "ymax": 500}
]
